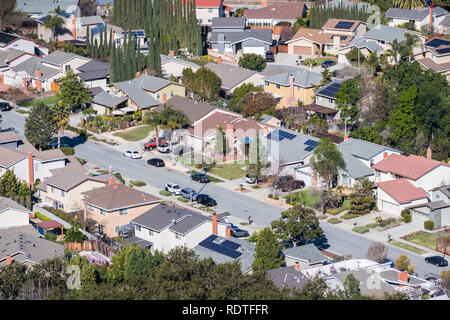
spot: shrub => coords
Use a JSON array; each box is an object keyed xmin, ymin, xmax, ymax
[
  {"xmin": 159, "ymin": 190, "xmax": 172, "ymax": 196},
  {"xmin": 424, "ymin": 220, "xmax": 434, "ymax": 230},
  {"xmin": 273, "ymin": 195, "xmax": 279, "ymax": 200},
  {"xmin": 328, "ymin": 218, "xmax": 342, "ymax": 224},
  {"xmin": 113, "ymin": 172, "xmax": 125, "ymax": 184},
  {"xmin": 177, "ymin": 197, "xmax": 189, "ymax": 203},
  {"xmin": 292, "ymin": 201, "xmax": 297, "ymax": 206},
  {"xmin": 404, "ymin": 214, "xmax": 411, "ymax": 223},
  {"xmin": 366, "ymin": 223, "xmax": 378, "ymax": 228},
  {"xmin": 401, "ymin": 209, "xmax": 410, "ymax": 217},
  {"xmin": 352, "ymin": 226, "xmax": 369, "ymax": 234},
  {"xmin": 129, "ymin": 180, "xmax": 146, "ymax": 187},
  {"xmin": 341, "ymin": 213, "xmax": 359, "ymax": 220},
  {"xmin": 251, "ymin": 185, "xmax": 260, "ymax": 189},
  {"xmin": 268, "ymin": 194, "xmax": 273, "ymax": 199},
  {"xmin": 318, "ymin": 215, "xmax": 328, "ymax": 220},
  {"xmin": 34, "ymin": 211, "xmax": 51, "ymax": 221},
  {"xmin": 380, "ymin": 217, "xmax": 396, "ymax": 227},
  {"xmin": 44, "ymin": 232, "xmax": 57, "ymax": 241},
  {"xmin": 60, "ymin": 146, "xmax": 75, "ymax": 156}
]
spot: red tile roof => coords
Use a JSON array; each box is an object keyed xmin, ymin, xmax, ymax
[
  {"xmin": 37, "ymin": 220, "xmax": 64, "ymax": 230},
  {"xmin": 372, "ymin": 154, "xmax": 450, "ymax": 181},
  {"xmin": 195, "ymin": 0, "xmax": 222, "ymax": 8},
  {"xmin": 377, "ymin": 178, "xmax": 428, "ymax": 204}
]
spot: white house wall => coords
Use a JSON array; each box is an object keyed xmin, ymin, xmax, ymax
[
  {"xmin": 377, "ymin": 187, "xmax": 427, "ymax": 216},
  {"xmin": 0, "ymin": 208, "xmax": 29, "ymax": 229}
]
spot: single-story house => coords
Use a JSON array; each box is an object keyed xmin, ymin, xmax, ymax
[
  {"xmin": 81, "ymin": 183, "xmax": 161, "ymax": 237},
  {"xmin": 160, "ymin": 54, "xmax": 201, "ymax": 79},
  {"xmin": 244, "ymin": 2, "xmax": 307, "ymax": 27},
  {"xmin": 385, "ymin": 6, "xmax": 448, "ymax": 31},
  {"xmin": 0, "ymin": 31, "xmax": 47, "ymax": 56},
  {"xmin": 281, "ymin": 243, "xmax": 328, "ymax": 269},
  {"xmin": 91, "ymin": 91, "xmax": 128, "ymax": 115},
  {"xmin": 409, "ymin": 184, "xmax": 450, "ymax": 228},
  {"xmin": 268, "ymin": 264, "xmax": 309, "ymax": 290},
  {"xmin": 155, "ymin": 96, "xmax": 216, "ymax": 123},
  {"xmin": 131, "ymin": 205, "xmax": 229, "ymax": 254},
  {"xmin": 0, "ymin": 196, "xmax": 31, "ymax": 229},
  {"xmin": 414, "ymin": 37, "xmax": 450, "ymax": 83}
]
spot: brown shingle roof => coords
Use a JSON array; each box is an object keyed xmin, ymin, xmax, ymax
[
  {"xmin": 0, "ymin": 131, "xmax": 21, "ymax": 143},
  {"xmin": 43, "ymin": 171, "xmax": 111, "ymax": 192},
  {"xmin": 82, "ymin": 183, "xmax": 161, "ymax": 211},
  {"xmin": 288, "ymin": 28, "xmax": 353, "ymax": 45},
  {"xmin": 35, "ymin": 149, "xmax": 66, "ymax": 161},
  {"xmin": 155, "ymin": 96, "xmax": 216, "ymax": 123},
  {"xmin": 0, "ymin": 147, "xmax": 27, "ymax": 167},
  {"xmin": 244, "ymin": 2, "xmax": 306, "ymax": 20},
  {"xmin": 416, "ymin": 58, "xmax": 450, "ymax": 73}
]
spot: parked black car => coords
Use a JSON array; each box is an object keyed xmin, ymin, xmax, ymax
[
  {"xmin": 265, "ymin": 51, "xmax": 275, "ymax": 62},
  {"xmin": 0, "ymin": 102, "xmax": 12, "ymax": 111},
  {"xmin": 147, "ymin": 158, "xmax": 165, "ymax": 167},
  {"xmin": 274, "ymin": 175, "xmax": 305, "ymax": 192},
  {"xmin": 191, "ymin": 173, "xmax": 210, "ymax": 183},
  {"xmin": 321, "ymin": 60, "xmax": 337, "ymax": 68},
  {"xmin": 196, "ymin": 194, "xmax": 217, "ymax": 206},
  {"xmin": 230, "ymin": 228, "xmax": 249, "ymax": 238},
  {"xmin": 425, "ymin": 256, "xmax": 448, "ymax": 267}
]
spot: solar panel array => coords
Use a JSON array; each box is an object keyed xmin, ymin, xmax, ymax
[
  {"xmin": 436, "ymin": 48, "xmax": 450, "ymax": 55},
  {"xmin": 317, "ymin": 82, "xmax": 341, "ymax": 98},
  {"xmin": 335, "ymin": 21, "xmax": 355, "ymax": 29},
  {"xmin": 427, "ymin": 38, "xmax": 449, "ymax": 48},
  {"xmin": 198, "ymin": 235, "xmax": 242, "ymax": 259},
  {"xmin": 267, "ymin": 130, "xmax": 297, "ymax": 142},
  {"xmin": 304, "ymin": 139, "xmax": 318, "ymax": 152}
]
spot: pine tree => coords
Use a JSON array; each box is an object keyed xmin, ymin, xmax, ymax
[
  {"xmin": 110, "ymin": 43, "xmax": 116, "ymax": 82},
  {"xmin": 99, "ymin": 29, "xmax": 104, "ymax": 58},
  {"xmin": 86, "ymin": 26, "xmax": 90, "ymax": 57},
  {"xmin": 24, "ymin": 101, "xmax": 55, "ymax": 151},
  {"xmin": 252, "ymin": 228, "xmax": 283, "ymax": 272},
  {"xmin": 0, "ymin": 169, "xmax": 21, "ymax": 198}
]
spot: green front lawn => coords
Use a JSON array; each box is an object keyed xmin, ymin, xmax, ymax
[
  {"xmin": 403, "ymin": 231, "xmax": 442, "ymax": 251},
  {"xmin": 390, "ymin": 241, "xmax": 428, "ymax": 255},
  {"xmin": 19, "ymin": 95, "xmax": 57, "ymax": 108},
  {"xmin": 113, "ymin": 125, "xmax": 153, "ymax": 141},
  {"xmin": 283, "ymin": 190, "xmax": 322, "ymax": 208},
  {"xmin": 207, "ymin": 162, "xmax": 247, "ymax": 180},
  {"xmin": 302, "ymin": 57, "xmax": 335, "ymax": 66}
]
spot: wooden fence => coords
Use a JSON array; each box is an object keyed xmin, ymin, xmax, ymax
[{"xmin": 65, "ymin": 240, "xmax": 116, "ymax": 258}]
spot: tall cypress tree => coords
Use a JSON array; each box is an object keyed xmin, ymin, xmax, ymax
[{"xmin": 110, "ymin": 43, "xmax": 116, "ymax": 82}]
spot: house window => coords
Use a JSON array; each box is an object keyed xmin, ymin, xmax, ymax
[
  {"xmin": 135, "ymin": 224, "xmax": 141, "ymax": 232},
  {"xmin": 170, "ymin": 90, "xmax": 174, "ymax": 97},
  {"xmin": 59, "ymin": 202, "xmax": 64, "ymax": 210},
  {"xmin": 51, "ymin": 186, "xmax": 55, "ymax": 193},
  {"xmin": 100, "ymin": 209, "xmax": 106, "ymax": 216},
  {"xmin": 65, "ymin": 65, "xmax": 71, "ymax": 71},
  {"xmin": 297, "ymin": 87, "xmax": 302, "ymax": 92},
  {"xmin": 265, "ymin": 81, "xmax": 269, "ymax": 86},
  {"xmin": 342, "ymin": 174, "xmax": 349, "ymax": 185},
  {"xmin": 148, "ymin": 229, "xmax": 154, "ymax": 236},
  {"xmin": 436, "ymin": 194, "xmax": 440, "ymax": 199},
  {"xmin": 61, "ymin": 190, "xmax": 65, "ymax": 197},
  {"xmin": 208, "ymin": 19, "xmax": 212, "ymax": 22},
  {"xmin": 276, "ymin": 84, "xmax": 280, "ymax": 89},
  {"xmin": 208, "ymin": 8, "xmax": 213, "ymax": 13},
  {"xmin": 175, "ymin": 233, "xmax": 182, "ymax": 240},
  {"xmin": 326, "ymin": 44, "xmax": 333, "ymax": 51},
  {"xmin": 156, "ymin": 93, "xmax": 160, "ymax": 100},
  {"xmin": 119, "ymin": 208, "xmax": 128, "ymax": 215}
]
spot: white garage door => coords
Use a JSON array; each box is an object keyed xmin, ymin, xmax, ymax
[
  {"xmin": 411, "ymin": 211, "xmax": 428, "ymax": 226},
  {"xmin": 243, "ymin": 47, "xmax": 265, "ymax": 56},
  {"xmin": 295, "ymin": 171, "xmax": 312, "ymax": 187},
  {"xmin": 380, "ymin": 200, "xmax": 400, "ymax": 215}
]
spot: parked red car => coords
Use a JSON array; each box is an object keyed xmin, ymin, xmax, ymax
[{"xmin": 144, "ymin": 138, "xmax": 166, "ymax": 151}]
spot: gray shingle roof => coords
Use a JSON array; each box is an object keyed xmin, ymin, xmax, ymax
[
  {"xmin": 131, "ymin": 204, "xmax": 219, "ymax": 234},
  {"xmin": 194, "ymin": 236, "xmax": 255, "ymax": 273},
  {"xmin": 428, "ymin": 200, "xmax": 449, "ymax": 211},
  {"xmin": 80, "ymin": 15, "xmax": 105, "ymax": 26},
  {"xmin": 0, "ymin": 49, "xmax": 27, "ymax": 67},
  {"xmin": 112, "ymin": 80, "xmax": 160, "ymax": 109},
  {"xmin": 210, "ymin": 29, "xmax": 272, "ymax": 45},
  {"xmin": 205, "ymin": 62, "xmax": 256, "ymax": 90},
  {"xmin": 386, "ymin": 7, "xmax": 447, "ymax": 21},
  {"xmin": 0, "ymin": 225, "xmax": 65, "ymax": 266},
  {"xmin": 263, "ymin": 68, "xmax": 322, "ymax": 88},
  {"xmin": 126, "ymin": 74, "xmax": 173, "ymax": 92},
  {"xmin": 155, "ymin": 96, "xmax": 215, "ymax": 123},
  {"xmin": 11, "ymin": 57, "xmax": 61, "ymax": 80},
  {"xmin": 440, "ymin": 15, "xmax": 450, "ymax": 26},
  {"xmin": 42, "ymin": 50, "xmax": 89, "ymax": 66},
  {"xmin": 212, "ymin": 17, "xmax": 246, "ymax": 29},
  {"xmin": 92, "ymin": 91, "xmax": 127, "ymax": 108},
  {"xmin": 345, "ymin": 37, "xmax": 383, "ymax": 52},
  {"xmin": 0, "ymin": 196, "xmax": 30, "ymax": 214},
  {"xmin": 282, "ymin": 243, "xmax": 328, "ymax": 264},
  {"xmin": 268, "ymin": 265, "xmax": 309, "ymax": 290},
  {"xmin": 15, "ymin": 0, "xmax": 79, "ymax": 15},
  {"xmin": 42, "ymin": 170, "xmax": 109, "ymax": 192},
  {"xmin": 361, "ymin": 24, "xmax": 421, "ymax": 44}
]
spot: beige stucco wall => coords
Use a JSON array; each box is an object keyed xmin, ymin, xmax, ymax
[
  {"xmin": 147, "ymin": 83, "xmax": 186, "ymax": 103},
  {"xmin": 84, "ymin": 202, "xmax": 160, "ymax": 237},
  {"xmin": 264, "ymin": 82, "xmax": 315, "ymax": 108}
]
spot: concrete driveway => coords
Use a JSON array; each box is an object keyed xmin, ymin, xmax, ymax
[{"xmin": 270, "ymin": 52, "xmax": 345, "ymax": 73}]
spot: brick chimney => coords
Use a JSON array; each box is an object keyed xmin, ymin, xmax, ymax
[
  {"xmin": 23, "ymin": 78, "xmax": 28, "ymax": 89},
  {"xmin": 108, "ymin": 177, "xmax": 115, "ymax": 185},
  {"xmin": 162, "ymin": 93, "xmax": 167, "ymax": 103},
  {"xmin": 212, "ymin": 213, "xmax": 218, "ymax": 235},
  {"xmin": 169, "ymin": 50, "xmax": 174, "ymax": 57},
  {"xmin": 28, "ymin": 152, "xmax": 34, "ymax": 189},
  {"xmin": 398, "ymin": 271, "xmax": 408, "ymax": 286},
  {"xmin": 6, "ymin": 256, "xmax": 12, "ymax": 266},
  {"xmin": 35, "ymin": 69, "xmax": 42, "ymax": 91},
  {"xmin": 383, "ymin": 152, "xmax": 388, "ymax": 159},
  {"xmin": 429, "ymin": 4, "xmax": 434, "ymax": 28},
  {"xmin": 344, "ymin": 134, "xmax": 348, "ymax": 141},
  {"xmin": 72, "ymin": 16, "xmax": 76, "ymax": 40},
  {"xmin": 264, "ymin": 126, "xmax": 269, "ymax": 135},
  {"xmin": 261, "ymin": 1, "xmax": 268, "ymax": 7},
  {"xmin": 225, "ymin": 226, "xmax": 231, "ymax": 238},
  {"xmin": 294, "ymin": 261, "xmax": 300, "ymax": 271},
  {"xmin": 217, "ymin": 58, "xmax": 222, "ymax": 65},
  {"xmin": 427, "ymin": 146, "xmax": 432, "ymax": 159},
  {"xmin": 136, "ymin": 71, "xmax": 141, "ymax": 77}
]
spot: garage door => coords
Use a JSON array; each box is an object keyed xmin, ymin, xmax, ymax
[
  {"xmin": 380, "ymin": 200, "xmax": 399, "ymax": 215},
  {"xmin": 243, "ymin": 47, "xmax": 265, "ymax": 56},
  {"xmin": 293, "ymin": 45, "xmax": 312, "ymax": 55},
  {"xmin": 411, "ymin": 210, "xmax": 428, "ymax": 226}
]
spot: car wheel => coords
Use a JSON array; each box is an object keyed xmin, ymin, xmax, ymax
[{"xmin": 165, "ymin": 187, "xmax": 168, "ymax": 191}]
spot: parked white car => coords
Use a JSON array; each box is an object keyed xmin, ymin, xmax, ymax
[
  {"xmin": 123, "ymin": 150, "xmax": 142, "ymax": 159},
  {"xmin": 165, "ymin": 183, "xmax": 182, "ymax": 195}
]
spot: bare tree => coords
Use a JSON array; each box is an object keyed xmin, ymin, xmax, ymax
[{"xmin": 366, "ymin": 242, "xmax": 388, "ymax": 263}]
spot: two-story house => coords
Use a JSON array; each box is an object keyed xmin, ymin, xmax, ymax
[
  {"xmin": 131, "ymin": 204, "xmax": 229, "ymax": 254},
  {"xmin": 195, "ymin": 0, "xmax": 224, "ymax": 28},
  {"xmin": 385, "ymin": 6, "xmax": 447, "ymax": 31},
  {"xmin": 81, "ymin": 183, "xmax": 161, "ymax": 237},
  {"xmin": 409, "ymin": 184, "xmax": 450, "ymax": 228},
  {"xmin": 415, "ymin": 37, "xmax": 450, "ymax": 83}
]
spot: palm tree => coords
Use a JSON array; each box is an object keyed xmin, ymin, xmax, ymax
[
  {"xmin": 393, "ymin": 0, "xmax": 424, "ymax": 9},
  {"xmin": 386, "ymin": 39, "xmax": 404, "ymax": 64},
  {"xmin": 364, "ymin": 52, "xmax": 380, "ymax": 76},
  {"xmin": 43, "ymin": 14, "xmax": 65, "ymax": 42},
  {"xmin": 403, "ymin": 32, "xmax": 423, "ymax": 61}
]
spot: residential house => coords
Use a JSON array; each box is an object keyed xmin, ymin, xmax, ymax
[
  {"xmin": 259, "ymin": 114, "xmax": 281, "ymax": 127},
  {"xmin": 41, "ymin": 50, "xmax": 91, "ymax": 75},
  {"xmin": 436, "ymin": 15, "xmax": 450, "ymax": 34},
  {"xmin": 81, "ymin": 183, "xmax": 161, "ymax": 237},
  {"xmin": 0, "ymin": 196, "xmax": 31, "ymax": 229},
  {"xmin": 385, "ymin": 6, "xmax": 448, "ymax": 31},
  {"xmin": 414, "ymin": 37, "xmax": 450, "ymax": 83},
  {"xmin": 160, "ymin": 54, "xmax": 201, "ymax": 79},
  {"xmin": 77, "ymin": 59, "xmax": 109, "ymax": 89},
  {"xmin": 195, "ymin": 0, "xmax": 225, "ymax": 27},
  {"xmin": 183, "ymin": 108, "xmax": 273, "ymax": 159},
  {"xmin": 325, "ymin": 0, "xmax": 370, "ymax": 10},
  {"xmin": 195, "ymin": 234, "xmax": 256, "ymax": 274},
  {"xmin": 15, "ymin": 0, "xmax": 79, "ymax": 17},
  {"xmin": 268, "ymin": 264, "xmax": 309, "ymax": 290},
  {"xmin": 0, "ymin": 49, "xmax": 42, "ymax": 87},
  {"xmin": 244, "ymin": 2, "xmax": 307, "ymax": 27},
  {"xmin": 35, "ymin": 171, "xmax": 115, "ymax": 212},
  {"xmin": 338, "ymin": 24, "xmax": 426, "ymax": 63},
  {"xmin": 0, "ymin": 32, "xmax": 47, "ymax": 56},
  {"xmin": 210, "ymin": 17, "xmax": 272, "ymax": 56},
  {"xmin": 37, "ymin": 12, "xmax": 92, "ymax": 42},
  {"xmin": 408, "ymin": 184, "xmax": 450, "ymax": 228},
  {"xmin": 131, "ymin": 204, "xmax": 229, "ymax": 253},
  {"xmin": 310, "ymin": 79, "xmax": 342, "ymax": 121},
  {"xmin": 263, "ymin": 68, "xmax": 322, "ymax": 108},
  {"xmin": 204, "ymin": 61, "xmax": 265, "ymax": 95},
  {"xmin": 281, "ymin": 243, "xmax": 328, "ymax": 269},
  {"xmin": 0, "ymin": 131, "xmax": 69, "ymax": 187},
  {"xmin": 155, "ymin": 96, "xmax": 216, "ymax": 123},
  {"xmin": 373, "ymin": 153, "xmax": 450, "ymax": 216},
  {"xmin": 0, "ymin": 225, "xmax": 65, "ymax": 267},
  {"xmin": 91, "ymin": 91, "xmax": 128, "ymax": 115},
  {"xmin": 286, "ymin": 19, "xmax": 365, "ymax": 56},
  {"xmin": 75, "ymin": 15, "xmax": 105, "ymax": 39}
]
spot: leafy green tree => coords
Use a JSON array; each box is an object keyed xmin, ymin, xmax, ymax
[
  {"xmin": 232, "ymin": 83, "xmax": 263, "ymax": 99},
  {"xmin": 402, "ymin": 32, "xmax": 423, "ymax": 62},
  {"xmin": 214, "ymin": 126, "xmax": 228, "ymax": 156},
  {"xmin": 0, "ymin": 169, "xmax": 20, "ymax": 198},
  {"xmin": 341, "ymin": 274, "xmax": 362, "ymax": 299},
  {"xmin": 305, "ymin": 114, "xmax": 328, "ymax": 136},
  {"xmin": 335, "ymin": 76, "xmax": 361, "ymax": 122},
  {"xmin": 242, "ymin": 91, "xmax": 277, "ymax": 118},
  {"xmin": 364, "ymin": 51, "xmax": 380, "ymax": 76},
  {"xmin": 252, "ymin": 228, "xmax": 283, "ymax": 271},
  {"xmin": 235, "ymin": 7, "xmax": 246, "ymax": 17},
  {"xmin": 238, "ymin": 53, "xmax": 267, "ymax": 72},
  {"xmin": 292, "ymin": 275, "xmax": 329, "ymax": 300},
  {"xmin": 42, "ymin": 14, "xmax": 65, "ymax": 41},
  {"xmin": 24, "ymin": 101, "xmax": 55, "ymax": 151},
  {"xmin": 65, "ymin": 227, "xmax": 87, "ymax": 243},
  {"xmin": 192, "ymin": 67, "xmax": 222, "ymax": 101},
  {"xmin": 349, "ymin": 178, "xmax": 375, "ymax": 215},
  {"xmin": 271, "ymin": 204, "xmax": 324, "ymax": 246},
  {"xmin": 247, "ymin": 133, "xmax": 267, "ymax": 179},
  {"xmin": 310, "ymin": 138, "xmax": 346, "ymax": 190},
  {"xmin": 393, "ymin": 0, "xmax": 423, "ymax": 10},
  {"xmin": 320, "ymin": 68, "xmax": 332, "ymax": 85},
  {"xmin": 386, "ymin": 39, "xmax": 406, "ymax": 64}
]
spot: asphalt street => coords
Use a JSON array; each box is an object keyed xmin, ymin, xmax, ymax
[{"xmin": 2, "ymin": 110, "xmax": 447, "ymax": 277}]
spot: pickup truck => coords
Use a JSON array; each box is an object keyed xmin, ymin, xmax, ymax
[{"xmin": 144, "ymin": 138, "xmax": 166, "ymax": 151}]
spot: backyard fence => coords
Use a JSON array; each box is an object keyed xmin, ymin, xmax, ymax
[{"xmin": 65, "ymin": 240, "xmax": 116, "ymax": 258}]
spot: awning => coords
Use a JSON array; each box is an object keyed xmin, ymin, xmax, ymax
[
  {"xmin": 112, "ymin": 110, "xmax": 124, "ymax": 115},
  {"xmin": 120, "ymin": 106, "xmax": 137, "ymax": 113},
  {"xmin": 37, "ymin": 220, "xmax": 64, "ymax": 230}
]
